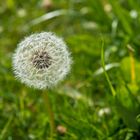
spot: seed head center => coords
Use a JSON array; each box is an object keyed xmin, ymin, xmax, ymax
[{"xmin": 32, "ymin": 51, "xmax": 52, "ymax": 69}]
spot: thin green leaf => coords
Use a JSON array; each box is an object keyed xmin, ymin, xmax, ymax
[{"xmin": 101, "ymin": 42, "xmax": 116, "ymax": 96}]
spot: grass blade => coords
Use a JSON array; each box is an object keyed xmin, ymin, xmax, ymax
[{"xmin": 101, "ymin": 42, "xmax": 116, "ymax": 96}]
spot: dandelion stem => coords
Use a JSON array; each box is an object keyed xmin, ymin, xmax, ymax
[{"xmin": 42, "ymin": 91, "xmax": 55, "ymax": 139}]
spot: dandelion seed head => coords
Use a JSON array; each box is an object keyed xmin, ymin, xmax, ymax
[{"xmin": 12, "ymin": 32, "xmax": 72, "ymax": 89}]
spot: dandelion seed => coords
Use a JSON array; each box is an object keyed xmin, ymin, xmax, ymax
[{"xmin": 12, "ymin": 32, "xmax": 72, "ymax": 89}]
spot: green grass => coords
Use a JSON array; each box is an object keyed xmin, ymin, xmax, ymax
[{"xmin": 0, "ymin": 0, "xmax": 140, "ymax": 139}]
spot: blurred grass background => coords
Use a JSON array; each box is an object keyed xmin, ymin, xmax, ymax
[{"xmin": 0, "ymin": 0, "xmax": 140, "ymax": 139}]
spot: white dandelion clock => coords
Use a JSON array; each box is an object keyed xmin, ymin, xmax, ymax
[{"xmin": 12, "ymin": 32, "xmax": 72, "ymax": 89}]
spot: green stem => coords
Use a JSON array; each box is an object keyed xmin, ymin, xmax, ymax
[
  {"xmin": 42, "ymin": 91, "xmax": 55, "ymax": 139},
  {"xmin": 101, "ymin": 42, "xmax": 116, "ymax": 96},
  {"xmin": 0, "ymin": 115, "xmax": 13, "ymax": 140}
]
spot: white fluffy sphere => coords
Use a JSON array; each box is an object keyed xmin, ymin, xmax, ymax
[{"xmin": 12, "ymin": 32, "xmax": 72, "ymax": 89}]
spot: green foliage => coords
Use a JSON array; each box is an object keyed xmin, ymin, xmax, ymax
[
  {"xmin": 121, "ymin": 57, "xmax": 140, "ymax": 83},
  {"xmin": 0, "ymin": 0, "xmax": 140, "ymax": 139}
]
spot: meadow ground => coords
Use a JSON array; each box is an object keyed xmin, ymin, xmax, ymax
[{"xmin": 0, "ymin": 0, "xmax": 140, "ymax": 140}]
